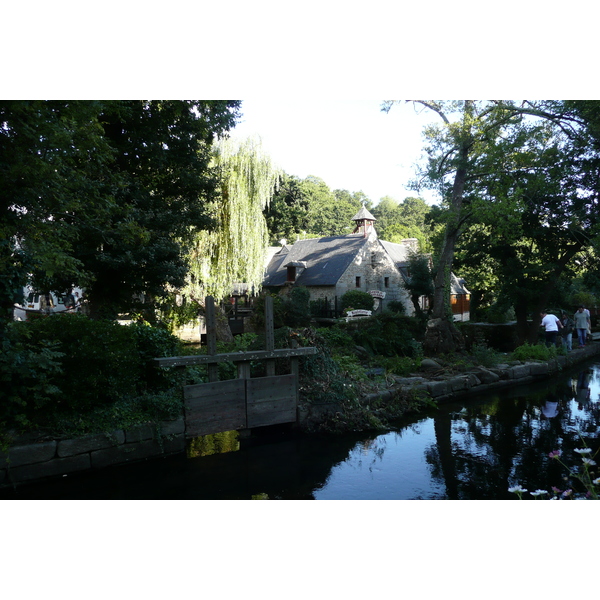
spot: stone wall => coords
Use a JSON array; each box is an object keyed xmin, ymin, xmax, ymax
[
  {"xmin": 361, "ymin": 343, "xmax": 600, "ymax": 406},
  {"xmin": 0, "ymin": 418, "xmax": 185, "ymax": 488},
  {"xmin": 334, "ymin": 238, "xmax": 412, "ymax": 314}
]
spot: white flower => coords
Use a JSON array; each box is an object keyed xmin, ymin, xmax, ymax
[
  {"xmin": 582, "ymin": 458, "xmax": 597, "ymax": 466},
  {"xmin": 574, "ymin": 448, "xmax": 592, "ymax": 454},
  {"xmin": 530, "ymin": 490, "xmax": 548, "ymax": 497},
  {"xmin": 509, "ymin": 485, "xmax": 527, "ymax": 494},
  {"xmin": 593, "ymin": 478, "xmax": 600, "ymax": 485}
]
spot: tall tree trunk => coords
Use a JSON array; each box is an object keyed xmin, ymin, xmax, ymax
[{"xmin": 424, "ymin": 128, "xmax": 471, "ymax": 355}]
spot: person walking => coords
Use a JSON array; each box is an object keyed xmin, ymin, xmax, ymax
[
  {"xmin": 560, "ymin": 311, "xmax": 574, "ymax": 352},
  {"xmin": 574, "ymin": 305, "xmax": 591, "ymax": 348},
  {"xmin": 540, "ymin": 310, "xmax": 562, "ymax": 347}
]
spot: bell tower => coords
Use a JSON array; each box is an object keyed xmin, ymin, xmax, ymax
[{"xmin": 351, "ymin": 205, "xmax": 377, "ymax": 237}]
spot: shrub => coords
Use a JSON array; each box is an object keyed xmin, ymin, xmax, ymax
[
  {"xmin": 340, "ymin": 290, "xmax": 374, "ymax": 312},
  {"xmin": 340, "ymin": 312, "xmax": 423, "ymax": 358},
  {"xmin": 386, "ymin": 300, "xmax": 406, "ymax": 314},
  {"xmin": 510, "ymin": 342, "xmax": 562, "ymax": 362},
  {"xmin": 282, "ymin": 286, "xmax": 311, "ymax": 327},
  {"xmin": 0, "ymin": 323, "xmax": 64, "ymax": 429},
  {"xmin": 1, "ymin": 315, "xmax": 185, "ymax": 429},
  {"xmin": 379, "ymin": 355, "xmax": 416, "ymax": 376},
  {"xmin": 471, "ymin": 343, "xmax": 502, "ymax": 368}
]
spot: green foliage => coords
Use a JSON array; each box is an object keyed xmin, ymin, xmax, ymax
[
  {"xmin": 186, "ymin": 136, "xmax": 281, "ymax": 303},
  {"xmin": 379, "ymin": 355, "xmax": 417, "ymax": 376},
  {"xmin": 250, "ymin": 288, "xmax": 312, "ymax": 330},
  {"xmin": 316, "ymin": 326, "xmax": 355, "ymax": 351},
  {"xmin": 249, "ymin": 293, "xmax": 286, "ymax": 330},
  {"xmin": 0, "ymin": 324, "xmax": 64, "ymax": 429},
  {"xmin": 281, "ymin": 286, "xmax": 311, "ymax": 328},
  {"xmin": 470, "ymin": 343, "xmax": 502, "ymax": 368},
  {"xmin": 510, "ymin": 342, "xmax": 562, "ymax": 362},
  {"xmin": 0, "ymin": 100, "xmax": 241, "ymax": 322},
  {"xmin": 403, "ymin": 253, "xmax": 434, "ymax": 318},
  {"xmin": 340, "ymin": 312, "xmax": 423, "ymax": 358},
  {"xmin": 386, "ymin": 300, "xmax": 406, "ymax": 314},
  {"xmin": 570, "ymin": 291, "xmax": 596, "ymax": 309},
  {"xmin": 265, "ymin": 174, "xmax": 372, "ymax": 242},
  {"xmin": 372, "ymin": 196, "xmax": 435, "ymax": 252},
  {"xmin": 340, "ymin": 290, "xmax": 375, "ymax": 312},
  {"xmin": 0, "ymin": 314, "xmax": 185, "ymax": 432}
]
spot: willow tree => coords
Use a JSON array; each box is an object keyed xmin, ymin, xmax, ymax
[{"xmin": 185, "ymin": 137, "xmax": 281, "ymax": 334}]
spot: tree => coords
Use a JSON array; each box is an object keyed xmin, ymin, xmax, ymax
[
  {"xmin": 450, "ymin": 103, "xmax": 600, "ymax": 341},
  {"xmin": 373, "ymin": 195, "xmax": 436, "ymax": 251},
  {"xmin": 403, "ymin": 253, "xmax": 434, "ymax": 320},
  {"xmin": 78, "ymin": 101, "xmax": 241, "ymax": 319},
  {"xmin": 0, "ymin": 100, "xmax": 241, "ymax": 324},
  {"xmin": 383, "ymin": 100, "xmax": 600, "ymax": 353},
  {"xmin": 265, "ymin": 175, "xmax": 369, "ymax": 242},
  {"xmin": 0, "ymin": 101, "xmax": 116, "ymax": 326},
  {"xmin": 264, "ymin": 173, "xmax": 311, "ymax": 244},
  {"xmin": 186, "ymin": 136, "xmax": 281, "ymax": 304}
]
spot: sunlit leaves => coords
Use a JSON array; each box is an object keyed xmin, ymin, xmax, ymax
[{"xmin": 187, "ymin": 136, "xmax": 281, "ymax": 302}]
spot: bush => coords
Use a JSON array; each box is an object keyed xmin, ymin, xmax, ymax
[
  {"xmin": 340, "ymin": 312, "xmax": 422, "ymax": 358},
  {"xmin": 510, "ymin": 342, "xmax": 562, "ymax": 362},
  {"xmin": 1, "ymin": 314, "xmax": 185, "ymax": 430},
  {"xmin": 379, "ymin": 355, "xmax": 417, "ymax": 376},
  {"xmin": 386, "ymin": 300, "xmax": 406, "ymax": 314},
  {"xmin": 471, "ymin": 343, "xmax": 502, "ymax": 368},
  {"xmin": 340, "ymin": 290, "xmax": 374, "ymax": 312},
  {"xmin": 282, "ymin": 286, "xmax": 311, "ymax": 327},
  {"xmin": 0, "ymin": 324, "xmax": 64, "ymax": 429}
]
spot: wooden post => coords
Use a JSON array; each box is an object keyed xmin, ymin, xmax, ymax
[
  {"xmin": 206, "ymin": 296, "xmax": 219, "ymax": 382},
  {"xmin": 265, "ymin": 295, "xmax": 276, "ymax": 376}
]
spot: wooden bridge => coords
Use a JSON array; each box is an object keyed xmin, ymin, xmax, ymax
[{"xmin": 154, "ymin": 296, "xmax": 317, "ymax": 438}]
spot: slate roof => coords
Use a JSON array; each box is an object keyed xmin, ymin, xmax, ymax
[
  {"xmin": 351, "ymin": 206, "xmax": 377, "ymax": 222},
  {"xmin": 263, "ymin": 234, "xmax": 371, "ymax": 287},
  {"xmin": 451, "ymin": 273, "xmax": 470, "ymax": 295}
]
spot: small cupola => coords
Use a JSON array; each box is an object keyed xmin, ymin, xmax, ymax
[{"xmin": 351, "ymin": 206, "xmax": 377, "ymax": 237}]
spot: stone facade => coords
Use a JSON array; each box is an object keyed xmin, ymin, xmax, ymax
[{"xmin": 333, "ymin": 234, "xmax": 412, "ymax": 312}]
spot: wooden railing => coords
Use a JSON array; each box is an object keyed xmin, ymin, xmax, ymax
[{"xmin": 154, "ymin": 296, "xmax": 317, "ymax": 437}]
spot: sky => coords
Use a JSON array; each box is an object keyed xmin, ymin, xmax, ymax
[{"xmin": 230, "ymin": 99, "xmax": 439, "ymax": 206}]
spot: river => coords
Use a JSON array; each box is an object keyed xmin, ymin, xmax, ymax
[{"xmin": 3, "ymin": 359, "xmax": 600, "ymax": 500}]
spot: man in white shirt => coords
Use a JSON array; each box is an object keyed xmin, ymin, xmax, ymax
[{"xmin": 540, "ymin": 310, "xmax": 562, "ymax": 347}]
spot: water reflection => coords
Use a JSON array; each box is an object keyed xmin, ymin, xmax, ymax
[
  {"xmin": 2, "ymin": 361, "xmax": 600, "ymax": 500},
  {"xmin": 187, "ymin": 431, "xmax": 240, "ymax": 458},
  {"xmin": 314, "ymin": 361, "xmax": 600, "ymax": 499}
]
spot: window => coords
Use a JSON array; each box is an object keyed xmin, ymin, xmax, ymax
[
  {"xmin": 384, "ymin": 277, "xmax": 389, "ymax": 288},
  {"xmin": 355, "ymin": 276, "xmax": 361, "ymax": 288}
]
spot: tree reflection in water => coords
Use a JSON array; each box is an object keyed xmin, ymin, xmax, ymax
[{"xmin": 425, "ymin": 362, "xmax": 600, "ymax": 499}]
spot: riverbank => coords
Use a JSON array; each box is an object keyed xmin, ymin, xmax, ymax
[
  {"xmin": 2, "ymin": 341, "xmax": 599, "ymax": 489},
  {"xmin": 298, "ymin": 341, "xmax": 600, "ymax": 433}
]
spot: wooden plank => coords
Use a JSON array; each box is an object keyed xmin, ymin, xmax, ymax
[
  {"xmin": 205, "ymin": 296, "xmax": 219, "ymax": 382},
  {"xmin": 154, "ymin": 347, "xmax": 317, "ymax": 368},
  {"xmin": 183, "ymin": 379, "xmax": 246, "ymax": 437},
  {"xmin": 246, "ymin": 375, "xmax": 297, "ymax": 428},
  {"xmin": 265, "ymin": 296, "xmax": 275, "ymax": 352},
  {"xmin": 265, "ymin": 295, "xmax": 276, "ymax": 377},
  {"xmin": 237, "ymin": 361, "xmax": 251, "ymax": 379}
]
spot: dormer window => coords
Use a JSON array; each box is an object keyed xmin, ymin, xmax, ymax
[{"xmin": 283, "ymin": 260, "xmax": 307, "ymax": 283}]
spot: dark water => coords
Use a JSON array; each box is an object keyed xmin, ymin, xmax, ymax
[{"xmin": 3, "ymin": 360, "xmax": 600, "ymax": 500}]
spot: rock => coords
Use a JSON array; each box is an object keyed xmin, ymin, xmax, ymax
[{"xmin": 420, "ymin": 358, "xmax": 442, "ymax": 371}]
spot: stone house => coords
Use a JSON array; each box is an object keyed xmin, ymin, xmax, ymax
[{"xmin": 263, "ymin": 207, "xmax": 417, "ymax": 316}]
